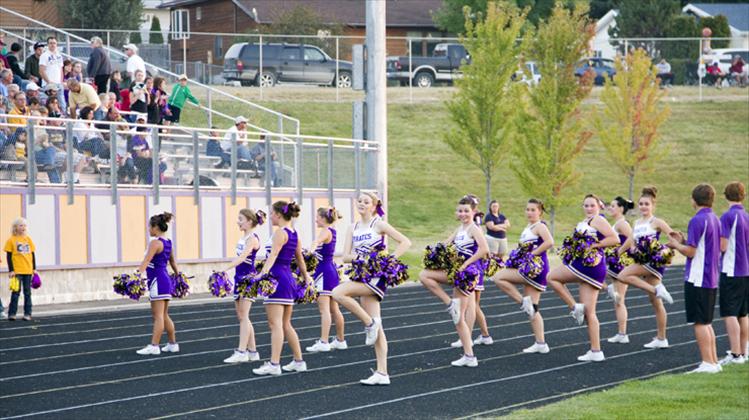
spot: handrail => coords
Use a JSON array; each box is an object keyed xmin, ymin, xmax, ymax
[{"xmin": 0, "ymin": 6, "xmax": 301, "ymax": 135}]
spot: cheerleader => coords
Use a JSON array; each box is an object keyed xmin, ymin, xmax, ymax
[
  {"xmin": 306, "ymin": 207, "xmax": 347, "ymax": 352},
  {"xmin": 617, "ymin": 187, "xmax": 675, "ymax": 349},
  {"xmin": 332, "ymin": 192, "xmax": 411, "ymax": 385},
  {"xmin": 420, "ymin": 195, "xmax": 489, "ymax": 367},
  {"xmin": 605, "ymin": 197, "xmax": 634, "ymax": 344},
  {"xmin": 222, "ymin": 209, "xmax": 265, "ymax": 363},
  {"xmin": 491, "ymin": 199, "xmax": 554, "ymax": 353},
  {"xmin": 252, "ymin": 201, "xmax": 309, "ymax": 376},
  {"xmin": 136, "ymin": 212, "xmax": 180, "ymax": 355},
  {"xmin": 548, "ymin": 195, "xmax": 620, "ymax": 362}
]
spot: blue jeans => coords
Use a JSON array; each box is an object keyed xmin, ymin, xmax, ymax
[
  {"xmin": 78, "ymin": 137, "xmax": 106, "ymax": 158},
  {"xmin": 94, "ymin": 108, "xmax": 105, "ymax": 121},
  {"xmin": 34, "ymin": 147, "xmax": 62, "ymax": 183},
  {"xmin": 9, "ymin": 274, "xmax": 32, "ymax": 317},
  {"xmin": 257, "ymin": 158, "xmax": 281, "ymax": 187},
  {"xmin": 206, "ymin": 140, "xmax": 230, "ymax": 166}
]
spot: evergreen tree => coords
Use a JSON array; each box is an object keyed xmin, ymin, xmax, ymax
[
  {"xmin": 58, "ymin": 0, "xmax": 143, "ymax": 45},
  {"xmin": 149, "ymin": 16, "xmax": 164, "ymax": 44}
]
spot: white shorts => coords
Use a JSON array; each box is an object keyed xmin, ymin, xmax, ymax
[{"xmin": 487, "ymin": 237, "xmax": 509, "ymax": 256}]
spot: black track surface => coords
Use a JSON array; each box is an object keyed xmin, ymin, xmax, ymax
[{"xmin": 0, "ymin": 267, "xmax": 728, "ymax": 419}]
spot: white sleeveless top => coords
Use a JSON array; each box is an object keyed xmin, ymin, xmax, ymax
[
  {"xmin": 575, "ymin": 219, "xmax": 599, "ymax": 236},
  {"xmin": 633, "ymin": 217, "xmax": 658, "ymax": 239},
  {"xmin": 352, "ymin": 217, "xmax": 384, "ymax": 256},
  {"xmin": 453, "ymin": 225, "xmax": 477, "ymax": 257},
  {"xmin": 235, "ymin": 233, "xmax": 257, "ymax": 264},
  {"xmin": 520, "ymin": 222, "xmax": 541, "ymax": 244}
]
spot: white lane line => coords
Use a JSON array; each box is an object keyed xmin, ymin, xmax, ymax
[
  {"xmin": 1, "ymin": 321, "xmax": 701, "ymax": 420},
  {"xmin": 298, "ymin": 335, "xmax": 725, "ymax": 420}
]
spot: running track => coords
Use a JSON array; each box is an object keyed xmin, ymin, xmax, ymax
[{"xmin": 0, "ymin": 267, "xmax": 729, "ymax": 419}]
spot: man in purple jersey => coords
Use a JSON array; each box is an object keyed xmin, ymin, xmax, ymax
[
  {"xmin": 718, "ymin": 181, "xmax": 749, "ymax": 365},
  {"xmin": 668, "ymin": 184, "xmax": 722, "ymax": 373}
]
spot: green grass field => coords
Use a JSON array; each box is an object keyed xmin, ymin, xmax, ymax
[{"xmin": 501, "ymin": 363, "xmax": 749, "ymax": 420}]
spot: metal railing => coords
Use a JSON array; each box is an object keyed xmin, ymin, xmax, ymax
[{"xmin": 0, "ymin": 114, "xmax": 379, "ymax": 206}]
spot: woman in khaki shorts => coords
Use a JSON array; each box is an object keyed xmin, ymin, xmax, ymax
[{"xmin": 485, "ymin": 200, "xmax": 510, "ymax": 258}]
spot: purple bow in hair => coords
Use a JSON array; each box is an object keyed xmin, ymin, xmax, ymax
[
  {"xmin": 256, "ymin": 210, "xmax": 265, "ymax": 225},
  {"xmin": 327, "ymin": 207, "xmax": 335, "ymax": 219},
  {"xmin": 376, "ymin": 201, "xmax": 385, "ymax": 217},
  {"xmin": 282, "ymin": 204, "xmax": 289, "ymax": 213}
]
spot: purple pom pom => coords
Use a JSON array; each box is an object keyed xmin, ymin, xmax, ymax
[{"xmin": 31, "ymin": 273, "xmax": 42, "ymax": 289}]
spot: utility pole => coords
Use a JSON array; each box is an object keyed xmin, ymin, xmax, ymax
[{"xmin": 365, "ymin": 0, "xmax": 387, "ymax": 213}]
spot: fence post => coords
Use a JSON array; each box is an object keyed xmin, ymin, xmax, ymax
[
  {"xmin": 207, "ymin": 89, "xmax": 212, "ymax": 128},
  {"xmin": 264, "ymin": 134, "xmax": 272, "ymax": 209},
  {"xmin": 624, "ymin": 39, "xmax": 628, "ymax": 57},
  {"xmin": 193, "ymin": 130, "xmax": 200, "ymax": 205},
  {"xmin": 64, "ymin": 121, "xmax": 74, "ymax": 202},
  {"xmin": 336, "ymin": 36, "xmax": 340, "ymax": 103},
  {"xmin": 259, "ymin": 34, "xmax": 263, "ymax": 100},
  {"xmin": 26, "ymin": 119, "xmax": 36, "ymax": 205},
  {"xmin": 296, "ymin": 136, "xmax": 303, "ymax": 203},
  {"xmin": 354, "ymin": 141, "xmax": 361, "ymax": 197},
  {"xmin": 152, "ymin": 128, "xmax": 160, "ymax": 205},
  {"xmin": 408, "ymin": 37, "xmax": 412, "ymax": 104},
  {"xmin": 327, "ymin": 139, "xmax": 334, "ymax": 205},
  {"xmin": 109, "ymin": 124, "xmax": 118, "ymax": 205},
  {"xmin": 230, "ymin": 131, "xmax": 237, "ymax": 205},
  {"xmin": 106, "ymin": 31, "xmax": 110, "ymax": 50}
]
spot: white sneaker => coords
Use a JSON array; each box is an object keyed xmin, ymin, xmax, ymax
[
  {"xmin": 282, "ymin": 360, "xmax": 308, "ymax": 372},
  {"xmin": 330, "ymin": 339, "xmax": 348, "ymax": 350},
  {"xmin": 448, "ymin": 299, "xmax": 461, "ymax": 325},
  {"xmin": 655, "ymin": 283, "xmax": 674, "ymax": 304},
  {"xmin": 306, "ymin": 340, "xmax": 332, "ymax": 352},
  {"xmin": 521, "ymin": 296, "xmax": 536, "ymax": 318},
  {"xmin": 136, "ymin": 344, "xmax": 161, "ymax": 355},
  {"xmin": 607, "ymin": 284, "xmax": 620, "ymax": 303},
  {"xmin": 360, "ymin": 369, "xmax": 391, "ymax": 386},
  {"xmin": 719, "ymin": 354, "xmax": 746, "ymax": 366},
  {"xmin": 473, "ymin": 335, "xmax": 494, "ymax": 345},
  {"xmin": 577, "ymin": 350, "xmax": 605, "ymax": 362},
  {"xmin": 570, "ymin": 303, "xmax": 585, "ymax": 326},
  {"xmin": 450, "ymin": 339, "xmax": 463, "ymax": 348},
  {"xmin": 0, "ymin": 311, "xmax": 6, "ymax": 320},
  {"xmin": 161, "ymin": 343, "xmax": 180, "ymax": 353},
  {"xmin": 253, "ymin": 361, "xmax": 282, "ymax": 376},
  {"xmin": 365, "ymin": 317, "xmax": 381, "ymax": 346},
  {"xmin": 643, "ymin": 337, "xmax": 669, "ymax": 349},
  {"xmin": 687, "ymin": 361, "xmax": 721, "ymax": 374},
  {"xmin": 523, "ymin": 342, "xmax": 550, "ymax": 354},
  {"xmin": 451, "ymin": 354, "xmax": 478, "ymax": 367},
  {"xmin": 607, "ymin": 333, "xmax": 630, "ymax": 344},
  {"xmin": 248, "ymin": 350, "xmax": 260, "ymax": 361},
  {"xmin": 224, "ymin": 350, "xmax": 250, "ymax": 364}
]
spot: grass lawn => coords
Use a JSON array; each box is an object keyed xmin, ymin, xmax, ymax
[{"xmin": 500, "ymin": 363, "xmax": 749, "ymax": 419}]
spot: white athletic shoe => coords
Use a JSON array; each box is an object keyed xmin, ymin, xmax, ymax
[
  {"xmin": 577, "ymin": 350, "xmax": 605, "ymax": 362},
  {"xmin": 607, "ymin": 333, "xmax": 630, "ymax": 344},
  {"xmin": 523, "ymin": 342, "xmax": 550, "ymax": 354},
  {"xmin": 643, "ymin": 337, "xmax": 670, "ymax": 349},
  {"xmin": 448, "ymin": 299, "xmax": 461, "ymax": 325},
  {"xmin": 360, "ymin": 369, "xmax": 391, "ymax": 386},
  {"xmin": 719, "ymin": 354, "xmax": 746, "ymax": 366},
  {"xmin": 282, "ymin": 360, "xmax": 308, "ymax": 372},
  {"xmin": 0, "ymin": 311, "xmax": 6, "ymax": 320},
  {"xmin": 450, "ymin": 339, "xmax": 463, "ymax": 348},
  {"xmin": 687, "ymin": 361, "xmax": 721, "ymax": 374},
  {"xmin": 451, "ymin": 354, "xmax": 479, "ymax": 367},
  {"xmin": 570, "ymin": 303, "xmax": 585, "ymax": 326},
  {"xmin": 330, "ymin": 339, "xmax": 348, "ymax": 350},
  {"xmin": 365, "ymin": 317, "xmax": 381, "ymax": 346},
  {"xmin": 655, "ymin": 283, "xmax": 674, "ymax": 304},
  {"xmin": 306, "ymin": 340, "xmax": 332, "ymax": 353},
  {"xmin": 253, "ymin": 361, "xmax": 282, "ymax": 376},
  {"xmin": 224, "ymin": 350, "xmax": 250, "ymax": 364},
  {"xmin": 473, "ymin": 335, "xmax": 494, "ymax": 345},
  {"xmin": 607, "ymin": 284, "xmax": 620, "ymax": 304},
  {"xmin": 136, "ymin": 344, "xmax": 161, "ymax": 355},
  {"xmin": 161, "ymin": 343, "xmax": 180, "ymax": 353},
  {"xmin": 521, "ymin": 296, "xmax": 536, "ymax": 318},
  {"xmin": 248, "ymin": 350, "xmax": 260, "ymax": 361}
]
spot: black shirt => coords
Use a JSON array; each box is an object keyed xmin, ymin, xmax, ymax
[{"xmin": 484, "ymin": 213, "xmax": 507, "ymax": 239}]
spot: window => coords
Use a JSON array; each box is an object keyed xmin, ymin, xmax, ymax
[
  {"xmin": 281, "ymin": 47, "xmax": 300, "ymax": 60},
  {"xmin": 196, "ymin": 7, "xmax": 202, "ymax": 21},
  {"xmin": 170, "ymin": 9, "xmax": 190, "ymax": 40},
  {"xmin": 304, "ymin": 47, "xmax": 325, "ymax": 62},
  {"xmin": 214, "ymin": 37, "xmax": 222, "ymax": 58}
]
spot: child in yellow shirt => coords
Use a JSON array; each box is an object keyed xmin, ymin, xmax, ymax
[{"xmin": 4, "ymin": 218, "xmax": 37, "ymax": 321}]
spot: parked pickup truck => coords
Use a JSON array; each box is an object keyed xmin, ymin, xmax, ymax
[{"xmin": 386, "ymin": 43, "xmax": 470, "ymax": 88}]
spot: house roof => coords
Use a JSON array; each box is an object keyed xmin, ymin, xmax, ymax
[
  {"xmin": 683, "ymin": 3, "xmax": 749, "ymax": 32},
  {"xmin": 160, "ymin": 0, "xmax": 443, "ymax": 28}
]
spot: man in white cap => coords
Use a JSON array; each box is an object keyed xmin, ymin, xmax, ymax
[
  {"xmin": 219, "ymin": 116, "xmax": 251, "ymax": 166},
  {"xmin": 24, "ymin": 82, "xmax": 41, "ymax": 105},
  {"xmin": 123, "ymin": 43, "xmax": 146, "ymax": 82}
]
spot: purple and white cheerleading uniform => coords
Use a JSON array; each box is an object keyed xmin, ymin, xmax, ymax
[
  {"xmin": 352, "ymin": 217, "xmax": 387, "ymax": 300},
  {"xmin": 517, "ymin": 222, "xmax": 549, "ymax": 291},
  {"xmin": 607, "ymin": 232, "xmax": 629, "ymax": 278},
  {"xmin": 453, "ymin": 225, "xmax": 483, "ymax": 294},
  {"xmin": 564, "ymin": 218, "xmax": 607, "ymax": 289},
  {"xmin": 314, "ymin": 227, "xmax": 339, "ymax": 296},
  {"xmin": 233, "ymin": 232, "xmax": 259, "ymax": 301},
  {"xmin": 146, "ymin": 237, "xmax": 172, "ymax": 301},
  {"xmin": 264, "ymin": 227, "xmax": 298, "ymax": 305},
  {"xmin": 632, "ymin": 217, "xmax": 666, "ymax": 279}
]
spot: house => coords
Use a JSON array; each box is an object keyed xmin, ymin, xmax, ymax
[
  {"xmin": 683, "ymin": 3, "xmax": 749, "ymax": 49},
  {"xmin": 0, "ymin": 0, "xmax": 63, "ymax": 27},
  {"xmin": 591, "ymin": 9, "xmax": 618, "ymax": 59},
  {"xmin": 139, "ymin": 0, "xmax": 172, "ymax": 43},
  {"xmin": 158, "ymin": 0, "xmax": 446, "ymax": 64}
]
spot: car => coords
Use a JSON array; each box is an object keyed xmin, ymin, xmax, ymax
[
  {"xmin": 386, "ymin": 43, "xmax": 470, "ymax": 88},
  {"xmin": 222, "ymin": 42, "xmax": 352, "ymax": 88},
  {"xmin": 700, "ymin": 48, "xmax": 749, "ymax": 74},
  {"xmin": 513, "ymin": 61, "xmax": 541, "ymax": 86},
  {"xmin": 575, "ymin": 58, "xmax": 616, "ymax": 85}
]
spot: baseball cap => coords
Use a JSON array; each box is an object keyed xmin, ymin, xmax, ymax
[
  {"xmin": 136, "ymin": 113, "xmax": 147, "ymax": 121},
  {"xmin": 235, "ymin": 116, "xmax": 248, "ymax": 125},
  {"xmin": 25, "ymin": 82, "xmax": 40, "ymax": 92},
  {"xmin": 44, "ymin": 83, "xmax": 60, "ymax": 92},
  {"xmin": 178, "ymin": 74, "xmax": 188, "ymax": 81},
  {"xmin": 123, "ymin": 43, "xmax": 138, "ymax": 52},
  {"xmin": 33, "ymin": 42, "xmax": 45, "ymax": 50}
]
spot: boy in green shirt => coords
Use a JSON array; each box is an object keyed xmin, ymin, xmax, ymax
[{"xmin": 166, "ymin": 74, "xmax": 199, "ymax": 125}]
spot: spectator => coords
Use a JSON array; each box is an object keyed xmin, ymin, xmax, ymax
[
  {"xmin": 7, "ymin": 43, "xmax": 27, "ymax": 88},
  {"xmin": 206, "ymin": 126, "xmax": 230, "ymax": 168},
  {"xmin": 98, "ymin": 93, "xmax": 112, "ymax": 115},
  {"xmin": 28, "ymin": 97, "xmax": 41, "ymax": 113},
  {"xmin": 706, "ymin": 61, "xmax": 725, "ymax": 88},
  {"xmin": 0, "ymin": 37, "xmax": 8, "ymax": 70},
  {"xmin": 74, "ymin": 106, "xmax": 107, "ymax": 159},
  {"xmin": 112, "ymin": 120, "xmax": 136, "ymax": 183},
  {"xmin": 0, "ymin": 68, "xmax": 12, "ymax": 97},
  {"xmin": 24, "ymin": 42, "xmax": 44, "ymax": 84},
  {"xmin": 30, "ymin": 110, "xmax": 61, "ymax": 183},
  {"xmin": 128, "ymin": 70, "xmax": 148, "ymax": 114},
  {"xmin": 67, "ymin": 78, "xmax": 102, "ymax": 119},
  {"xmin": 167, "ymin": 74, "xmax": 199, "ymax": 125},
  {"xmin": 729, "ymin": 55, "xmax": 747, "ymax": 88},
  {"xmin": 130, "ymin": 113, "xmax": 166, "ymax": 184},
  {"xmin": 70, "ymin": 61, "xmax": 84, "ymax": 82},
  {"xmin": 656, "ymin": 58, "xmax": 673, "ymax": 87},
  {"xmin": 248, "ymin": 134, "xmax": 282, "ymax": 187},
  {"xmin": 148, "ymin": 76, "xmax": 168, "ymax": 125},
  {"xmin": 45, "ymin": 93, "xmax": 63, "ymax": 119},
  {"xmin": 39, "ymin": 37, "xmax": 65, "ymax": 110},
  {"xmin": 62, "ymin": 59, "xmax": 74, "ymax": 82},
  {"xmin": 25, "ymin": 82, "xmax": 41, "ymax": 105},
  {"xmin": 220, "ymin": 116, "xmax": 250, "ymax": 164},
  {"xmin": 123, "ymin": 43, "xmax": 146, "ymax": 82},
  {"xmin": 87, "ymin": 37, "xmax": 112, "ymax": 94},
  {"xmin": 108, "ymin": 70, "xmax": 122, "ymax": 102},
  {"xmin": 7, "ymin": 83, "xmax": 20, "ymax": 100},
  {"xmin": 8, "ymin": 92, "xmax": 30, "ymax": 126}
]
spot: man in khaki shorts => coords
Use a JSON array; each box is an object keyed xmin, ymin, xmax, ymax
[{"xmin": 484, "ymin": 200, "xmax": 510, "ymax": 258}]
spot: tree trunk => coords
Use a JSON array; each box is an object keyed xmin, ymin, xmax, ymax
[
  {"xmin": 485, "ymin": 173, "xmax": 492, "ymax": 212},
  {"xmin": 628, "ymin": 171, "xmax": 635, "ymax": 201},
  {"xmin": 549, "ymin": 207, "xmax": 556, "ymax": 237}
]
